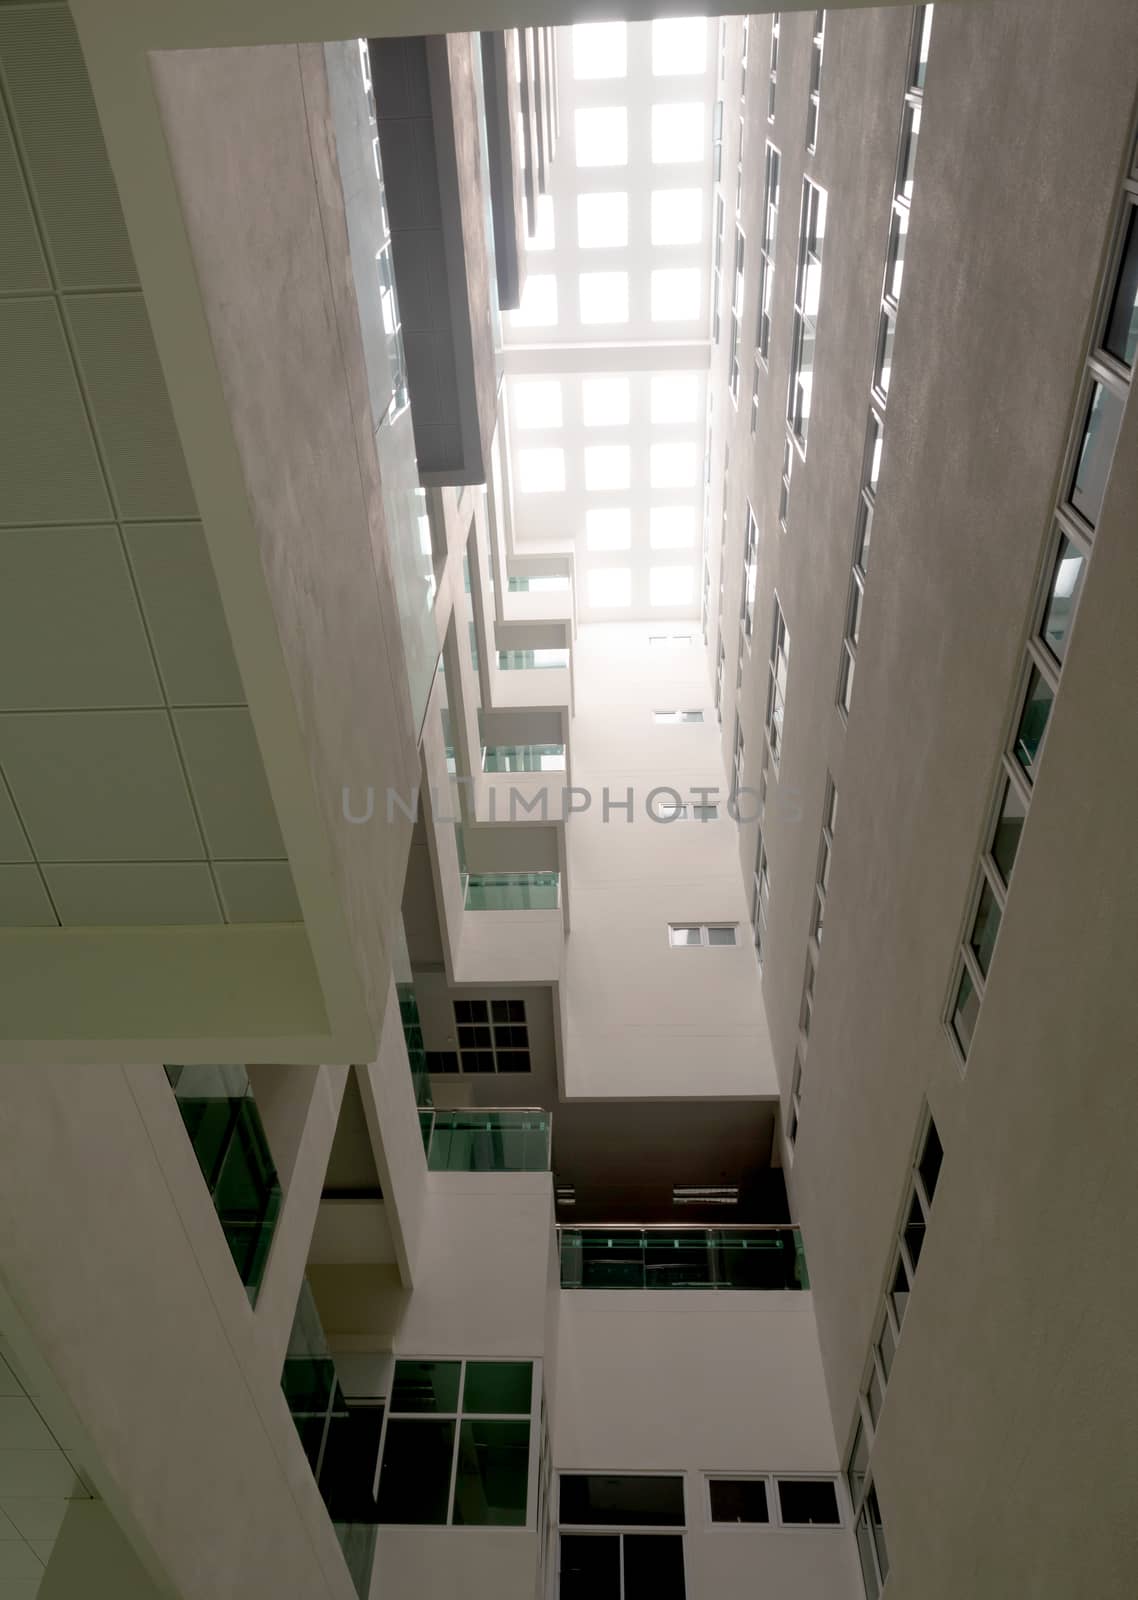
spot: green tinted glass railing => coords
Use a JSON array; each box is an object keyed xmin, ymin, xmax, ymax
[
  {"xmin": 166, "ymin": 1066, "xmax": 282, "ymax": 1303},
  {"xmin": 397, "ymin": 983, "xmax": 433, "ymax": 1153},
  {"xmin": 425, "ymin": 1109, "xmax": 551, "ymax": 1172},
  {"xmin": 497, "ymin": 649, "xmax": 569, "ymax": 670},
  {"xmin": 482, "ymin": 744, "xmax": 566, "ymax": 773},
  {"xmin": 559, "ymin": 1226, "xmax": 809, "ymax": 1291},
  {"xmin": 508, "ymin": 576, "xmax": 570, "ymax": 592},
  {"xmin": 281, "ymin": 1281, "xmax": 381, "ymax": 1600},
  {"xmin": 465, "ymin": 872, "xmax": 560, "ymax": 911}
]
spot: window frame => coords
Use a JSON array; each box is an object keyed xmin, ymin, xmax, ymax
[
  {"xmin": 756, "ymin": 142, "xmax": 781, "ymax": 369},
  {"xmin": 787, "ymin": 178, "xmax": 828, "ymax": 453},
  {"xmin": 806, "ymin": 10, "xmax": 826, "ymax": 155},
  {"xmin": 765, "ymin": 595, "xmax": 790, "ymax": 771},
  {"xmin": 667, "ymin": 923, "xmax": 739, "ymax": 948}
]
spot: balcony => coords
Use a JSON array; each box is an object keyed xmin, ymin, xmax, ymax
[
  {"xmin": 559, "ymin": 1225, "xmax": 810, "ymax": 1291},
  {"xmin": 497, "ymin": 648, "xmax": 569, "ymax": 670},
  {"xmin": 165, "ymin": 1065, "xmax": 282, "ymax": 1302},
  {"xmin": 465, "ymin": 870, "xmax": 560, "ymax": 911},
  {"xmin": 482, "ymin": 743, "xmax": 566, "ymax": 772},
  {"xmin": 424, "ymin": 1108, "xmax": 551, "ymax": 1171}
]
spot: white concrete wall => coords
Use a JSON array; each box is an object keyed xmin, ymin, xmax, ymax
[
  {"xmin": 555, "ymin": 1291, "xmax": 860, "ymax": 1599},
  {"xmin": 563, "ymin": 623, "xmax": 776, "ymax": 1098}
]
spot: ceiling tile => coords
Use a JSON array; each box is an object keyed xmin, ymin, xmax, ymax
[
  {"xmin": 0, "ymin": 5, "xmax": 137, "ymax": 290},
  {"xmin": 0, "ymin": 780, "xmax": 31, "ymax": 863},
  {"xmin": 0, "ymin": 1501, "xmax": 65, "ymax": 1545},
  {"xmin": 0, "ymin": 1539, "xmax": 42, "ymax": 1582},
  {"xmin": 0, "ymin": 527, "xmax": 161, "ymax": 710},
  {"xmin": 214, "ymin": 861, "xmax": 301, "ymax": 924},
  {"xmin": 45, "ymin": 862, "xmax": 221, "ymax": 926},
  {"xmin": 0, "ymin": 1400, "xmax": 54, "ymax": 1454},
  {"xmin": 0, "ymin": 867, "xmax": 56, "ymax": 927},
  {"xmin": 0, "ymin": 711, "xmax": 204, "ymax": 862},
  {"xmin": 173, "ymin": 708, "xmax": 286, "ymax": 860},
  {"xmin": 0, "ymin": 105, "xmax": 48, "ymax": 292},
  {"xmin": 66, "ymin": 294, "xmax": 197, "ymax": 521},
  {"xmin": 0, "ymin": 299, "xmax": 111, "ymax": 527},
  {"xmin": 124, "ymin": 523, "xmax": 244, "ymax": 706}
]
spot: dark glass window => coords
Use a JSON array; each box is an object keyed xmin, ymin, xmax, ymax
[
  {"xmin": 463, "ymin": 1360, "xmax": 533, "ymax": 1415},
  {"xmin": 1104, "ymin": 207, "xmax": 1138, "ymax": 367},
  {"xmin": 991, "ymin": 779, "xmax": 1027, "ymax": 886},
  {"xmin": 425, "ymin": 1050, "xmax": 459, "ymax": 1074},
  {"xmin": 876, "ymin": 1313, "xmax": 896, "ymax": 1380},
  {"xmin": 889, "ymin": 1253, "xmax": 910, "ymax": 1326},
  {"xmin": 777, "ymin": 1478, "xmax": 840, "ymax": 1526},
  {"xmin": 463, "ymin": 1052, "xmax": 495, "ymax": 1073},
  {"xmin": 855, "ymin": 497, "xmax": 874, "ymax": 572},
  {"xmin": 969, "ymin": 879, "xmax": 1002, "ymax": 978},
  {"xmin": 918, "ymin": 1119, "xmax": 943, "ymax": 1204},
  {"xmin": 1070, "ymin": 381, "xmax": 1124, "ymax": 526},
  {"xmin": 375, "ymin": 1418, "xmax": 455, "ymax": 1523},
  {"xmin": 951, "ymin": 965, "xmax": 979, "ymax": 1056},
  {"xmin": 452, "ymin": 1419, "xmax": 530, "ymax": 1526},
  {"xmin": 560, "ymin": 1474, "xmax": 685, "ymax": 1527},
  {"xmin": 1013, "ymin": 667, "xmax": 1054, "ymax": 779},
  {"xmin": 390, "ymin": 1359, "xmax": 460, "ymax": 1413},
  {"xmin": 560, "ymin": 1535, "xmax": 620, "ymax": 1600},
  {"xmin": 709, "ymin": 1478, "xmax": 769, "ymax": 1523},
  {"xmin": 623, "ymin": 1534, "xmax": 686, "ymax": 1600},
  {"xmin": 1040, "ymin": 535, "xmax": 1086, "ymax": 663},
  {"xmin": 903, "ymin": 1190, "xmax": 926, "ymax": 1270}
]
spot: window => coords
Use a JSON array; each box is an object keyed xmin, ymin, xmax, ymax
[
  {"xmin": 799, "ymin": 949, "xmax": 817, "ymax": 1038},
  {"xmin": 377, "ymin": 1359, "xmax": 533, "ymax": 1526},
  {"xmin": 654, "ymin": 709, "xmax": 704, "ymax": 724},
  {"xmin": 1103, "ymin": 205, "xmax": 1138, "ymax": 367},
  {"xmin": 1039, "ymin": 531, "xmax": 1087, "ymax": 663},
  {"xmin": 712, "ymin": 191, "xmax": 725, "ymax": 343},
  {"xmin": 648, "ymin": 632, "xmax": 693, "ymax": 647},
  {"xmin": 650, "ymin": 442, "xmax": 699, "ymax": 488},
  {"xmin": 513, "ymin": 273, "xmax": 558, "ymax": 327},
  {"xmin": 587, "ymin": 509, "xmax": 632, "ymax": 551},
  {"xmin": 578, "ymin": 192, "xmax": 629, "ymax": 248},
  {"xmin": 911, "ymin": 3, "xmax": 933, "ymax": 89},
  {"xmin": 715, "ymin": 633, "xmax": 725, "ymax": 719},
  {"xmin": 751, "ymin": 834, "xmax": 770, "ymax": 962},
  {"xmin": 732, "ymin": 715, "xmax": 745, "ymax": 800},
  {"xmin": 652, "ymin": 795, "xmax": 718, "ymax": 822},
  {"xmin": 650, "ymin": 508, "xmax": 696, "ymax": 550},
  {"xmin": 580, "ymin": 272, "xmax": 630, "ymax": 324},
  {"xmin": 1012, "ymin": 664, "xmax": 1054, "ymax": 780},
  {"xmin": 559, "ymin": 1535, "xmax": 685, "ymax": 1600},
  {"xmin": 668, "ymin": 924, "xmax": 738, "ymax": 947},
  {"xmin": 651, "ymin": 189, "xmax": 704, "ymax": 246},
  {"xmin": 649, "ymin": 566, "xmax": 694, "ymax": 607},
  {"xmin": 806, "ymin": 12, "xmax": 826, "ymax": 152},
  {"xmin": 576, "ymin": 107, "xmax": 629, "ymax": 167},
  {"xmin": 651, "ymin": 103, "xmax": 704, "ymax": 164},
  {"xmin": 709, "ymin": 1479, "xmax": 768, "ymax": 1524},
  {"xmin": 651, "ymin": 374, "xmax": 700, "ymax": 424},
  {"xmin": 812, "ymin": 776, "xmax": 837, "ymax": 946},
  {"xmin": 728, "ymin": 227, "xmax": 745, "ymax": 400},
  {"xmin": 788, "ymin": 180, "xmax": 827, "ymax": 449},
  {"xmin": 518, "ymin": 447, "xmax": 566, "ymax": 493},
  {"xmin": 453, "ymin": 998, "xmax": 532, "ymax": 1073},
  {"xmin": 1069, "ymin": 379, "xmax": 1125, "ymax": 527},
  {"xmin": 779, "ymin": 434, "xmax": 792, "ymax": 529},
  {"xmin": 787, "ymin": 1052, "xmax": 803, "ymax": 1145},
  {"xmin": 652, "ymin": 16, "xmax": 707, "ymax": 76},
  {"xmin": 588, "ymin": 568, "xmax": 632, "ymax": 609},
  {"xmin": 873, "ymin": 308, "xmax": 895, "ymax": 400},
  {"xmin": 529, "ymin": 194, "xmax": 555, "ymax": 252},
  {"xmin": 740, "ymin": 502, "xmax": 758, "ymax": 639},
  {"xmin": 765, "ymin": 597, "xmax": 790, "ymax": 768},
  {"xmin": 756, "ymin": 144, "xmax": 780, "ymax": 365},
  {"xmin": 585, "ymin": 445, "xmax": 631, "ymax": 491},
  {"xmin": 767, "ymin": 13, "xmax": 779, "ymax": 122},
  {"xmin": 583, "ymin": 377, "xmax": 631, "ymax": 428},
  {"xmin": 572, "ymin": 21, "xmax": 627, "ymax": 79},
  {"xmin": 651, "ymin": 268, "xmax": 702, "ymax": 322},
  {"xmin": 776, "ymin": 1479, "xmax": 840, "ymax": 1526},
  {"xmin": 561, "ymin": 1475, "xmax": 685, "ymax": 1527},
  {"xmin": 513, "ymin": 380, "xmax": 563, "ymax": 430}
]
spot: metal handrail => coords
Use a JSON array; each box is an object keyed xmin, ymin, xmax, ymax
[{"xmin": 556, "ymin": 1221, "xmax": 799, "ymax": 1233}]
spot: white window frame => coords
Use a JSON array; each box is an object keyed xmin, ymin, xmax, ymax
[
  {"xmin": 667, "ymin": 923, "xmax": 738, "ymax": 947},
  {"xmin": 765, "ymin": 596, "xmax": 790, "ymax": 770},
  {"xmin": 787, "ymin": 178, "xmax": 827, "ymax": 454}
]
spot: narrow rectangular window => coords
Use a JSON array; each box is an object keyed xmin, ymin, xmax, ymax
[
  {"xmin": 765, "ymin": 597, "xmax": 790, "ymax": 767},
  {"xmin": 741, "ymin": 503, "xmax": 759, "ymax": 638},
  {"xmin": 756, "ymin": 143, "xmax": 780, "ymax": 364},
  {"xmin": 729, "ymin": 227, "xmax": 745, "ymax": 401},
  {"xmin": 767, "ymin": 12, "xmax": 779, "ymax": 122},
  {"xmin": 776, "ymin": 1479, "xmax": 840, "ymax": 1526},
  {"xmin": 806, "ymin": 11, "xmax": 825, "ymax": 153},
  {"xmin": 709, "ymin": 1478, "xmax": 769, "ymax": 1523},
  {"xmin": 787, "ymin": 179, "xmax": 827, "ymax": 450}
]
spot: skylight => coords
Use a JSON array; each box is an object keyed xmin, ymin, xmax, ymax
[
  {"xmin": 651, "ymin": 103, "xmax": 704, "ymax": 164},
  {"xmin": 582, "ymin": 377, "xmax": 631, "ymax": 427},
  {"xmin": 528, "ymin": 193, "xmax": 556, "ymax": 252},
  {"xmin": 573, "ymin": 21, "xmax": 627, "ymax": 79},
  {"xmin": 651, "ymin": 189, "xmax": 704, "ymax": 245},
  {"xmin": 513, "ymin": 380, "xmax": 563, "ymax": 431},
  {"xmin": 518, "ymin": 448, "xmax": 566, "ymax": 494},
  {"xmin": 579, "ymin": 271, "xmax": 630, "ymax": 324},
  {"xmin": 577, "ymin": 192, "xmax": 629, "ymax": 248},
  {"xmin": 588, "ymin": 567, "xmax": 633, "ymax": 608},
  {"xmin": 650, "ymin": 507, "xmax": 697, "ymax": 549},
  {"xmin": 576, "ymin": 107, "xmax": 629, "ymax": 167},
  {"xmin": 586, "ymin": 509, "xmax": 632, "ymax": 551},
  {"xmin": 651, "ymin": 268, "xmax": 703, "ymax": 321},
  {"xmin": 511, "ymin": 274, "xmax": 558, "ymax": 327},
  {"xmin": 650, "ymin": 565, "xmax": 694, "ymax": 607},
  {"xmin": 651, "ymin": 17, "xmax": 708, "ymax": 77},
  {"xmin": 651, "ymin": 374, "xmax": 701, "ymax": 424},
  {"xmin": 585, "ymin": 445, "xmax": 631, "ymax": 492},
  {"xmin": 650, "ymin": 442, "xmax": 699, "ymax": 488}
]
